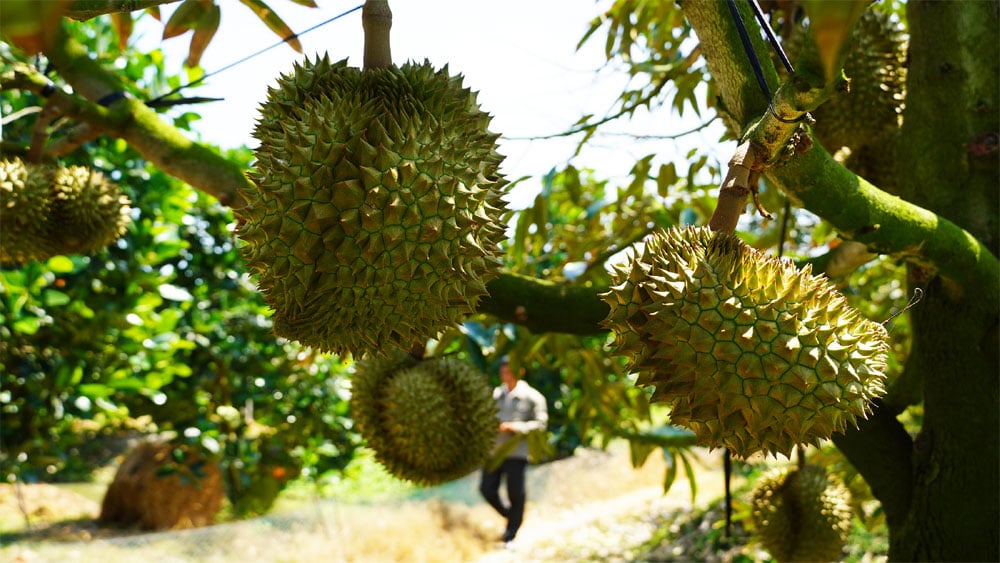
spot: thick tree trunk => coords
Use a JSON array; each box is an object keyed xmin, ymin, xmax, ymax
[
  {"xmin": 892, "ymin": 1, "xmax": 999, "ymax": 559},
  {"xmin": 682, "ymin": 0, "xmax": 999, "ymax": 559}
]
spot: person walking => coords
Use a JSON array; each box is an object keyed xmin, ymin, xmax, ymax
[{"xmin": 479, "ymin": 356, "xmax": 548, "ymax": 545}]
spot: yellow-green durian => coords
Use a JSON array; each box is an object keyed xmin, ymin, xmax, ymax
[
  {"xmin": 237, "ymin": 55, "xmax": 508, "ymax": 357},
  {"xmin": 801, "ymin": 9, "xmax": 907, "ymax": 152},
  {"xmin": 350, "ymin": 351, "xmax": 497, "ymax": 485},
  {"xmin": 600, "ymin": 226, "xmax": 888, "ymax": 458},
  {"xmin": 751, "ymin": 465, "xmax": 854, "ymax": 562},
  {"xmin": 0, "ymin": 157, "xmax": 55, "ymax": 265},
  {"xmin": 49, "ymin": 164, "xmax": 131, "ymax": 255}
]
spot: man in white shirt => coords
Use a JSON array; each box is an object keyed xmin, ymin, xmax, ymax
[{"xmin": 479, "ymin": 356, "xmax": 549, "ymax": 544}]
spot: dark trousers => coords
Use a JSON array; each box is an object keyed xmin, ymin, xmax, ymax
[{"xmin": 479, "ymin": 458, "xmax": 528, "ymax": 541}]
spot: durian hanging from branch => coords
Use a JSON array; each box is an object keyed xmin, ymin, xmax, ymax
[
  {"xmin": 1, "ymin": 157, "xmax": 131, "ymax": 266},
  {"xmin": 236, "ymin": 0, "xmax": 509, "ymax": 358},
  {"xmin": 600, "ymin": 226, "xmax": 889, "ymax": 458},
  {"xmin": 350, "ymin": 350, "xmax": 498, "ymax": 485}
]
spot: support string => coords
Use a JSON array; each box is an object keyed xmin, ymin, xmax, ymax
[
  {"xmin": 882, "ymin": 288, "xmax": 924, "ymax": 326},
  {"xmin": 148, "ymin": 4, "xmax": 364, "ymax": 106}
]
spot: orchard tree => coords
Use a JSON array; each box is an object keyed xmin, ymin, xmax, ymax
[{"xmin": 1, "ymin": 0, "xmax": 997, "ymax": 560}]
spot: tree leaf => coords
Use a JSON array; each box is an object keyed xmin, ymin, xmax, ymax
[
  {"xmin": 629, "ymin": 439, "xmax": 654, "ymax": 468},
  {"xmin": 45, "ymin": 255, "xmax": 75, "ymax": 273},
  {"xmin": 656, "ymin": 162, "xmax": 678, "ymax": 198},
  {"xmin": 662, "ymin": 447, "xmax": 678, "ymax": 494},
  {"xmin": 484, "ymin": 435, "xmax": 523, "ymax": 472},
  {"xmin": 186, "ymin": 2, "xmax": 220, "ymax": 67},
  {"xmin": 42, "ymin": 289, "xmax": 71, "ymax": 307},
  {"xmin": 111, "ymin": 12, "xmax": 133, "ymax": 50},
  {"xmin": 162, "ymin": 0, "xmax": 205, "ymax": 40},
  {"xmin": 677, "ymin": 448, "xmax": 698, "ymax": 504},
  {"xmin": 238, "ymin": 0, "xmax": 302, "ymax": 52}
]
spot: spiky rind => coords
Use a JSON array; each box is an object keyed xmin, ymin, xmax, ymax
[
  {"xmin": 751, "ymin": 465, "xmax": 854, "ymax": 562},
  {"xmin": 238, "ymin": 55, "xmax": 508, "ymax": 357},
  {"xmin": 800, "ymin": 10, "xmax": 907, "ymax": 151},
  {"xmin": 600, "ymin": 226, "xmax": 889, "ymax": 458},
  {"xmin": 1, "ymin": 157, "xmax": 56, "ymax": 264},
  {"xmin": 49, "ymin": 165, "xmax": 132, "ymax": 255},
  {"xmin": 0, "ymin": 158, "xmax": 130, "ymax": 265},
  {"xmin": 350, "ymin": 352, "xmax": 497, "ymax": 485}
]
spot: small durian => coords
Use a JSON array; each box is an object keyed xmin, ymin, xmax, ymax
[
  {"xmin": 48, "ymin": 164, "xmax": 131, "ymax": 255},
  {"xmin": 601, "ymin": 226, "xmax": 889, "ymax": 458},
  {"xmin": 798, "ymin": 9, "xmax": 907, "ymax": 152},
  {"xmin": 751, "ymin": 464, "xmax": 854, "ymax": 562},
  {"xmin": 0, "ymin": 158, "xmax": 131, "ymax": 265},
  {"xmin": 350, "ymin": 351, "xmax": 497, "ymax": 485},
  {"xmin": 0, "ymin": 157, "xmax": 55, "ymax": 265},
  {"xmin": 237, "ymin": 55, "xmax": 508, "ymax": 357}
]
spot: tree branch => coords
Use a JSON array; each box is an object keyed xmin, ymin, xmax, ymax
[
  {"xmin": 478, "ymin": 273, "xmax": 610, "ymax": 335},
  {"xmin": 767, "ymin": 145, "xmax": 999, "ymax": 315},
  {"xmin": 66, "ymin": 0, "xmax": 181, "ymax": 21},
  {"xmin": 35, "ymin": 24, "xmax": 254, "ymax": 208},
  {"xmin": 831, "ymin": 401, "xmax": 914, "ymax": 529}
]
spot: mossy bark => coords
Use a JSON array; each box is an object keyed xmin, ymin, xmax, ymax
[
  {"xmin": 38, "ymin": 23, "xmax": 255, "ymax": 209},
  {"xmin": 890, "ymin": 1, "xmax": 999, "ymax": 559},
  {"xmin": 683, "ymin": 0, "xmax": 999, "ymax": 559}
]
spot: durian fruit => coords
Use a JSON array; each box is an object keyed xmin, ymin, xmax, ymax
[
  {"xmin": 798, "ymin": 9, "xmax": 907, "ymax": 152},
  {"xmin": 600, "ymin": 226, "xmax": 889, "ymax": 458},
  {"xmin": 48, "ymin": 164, "xmax": 131, "ymax": 255},
  {"xmin": 751, "ymin": 464, "xmax": 854, "ymax": 562},
  {"xmin": 0, "ymin": 157, "xmax": 131, "ymax": 265},
  {"xmin": 0, "ymin": 157, "xmax": 55, "ymax": 264},
  {"xmin": 350, "ymin": 351, "xmax": 497, "ymax": 485},
  {"xmin": 237, "ymin": 55, "xmax": 508, "ymax": 357}
]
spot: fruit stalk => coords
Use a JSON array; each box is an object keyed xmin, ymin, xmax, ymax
[{"xmin": 362, "ymin": 0, "xmax": 392, "ymax": 70}]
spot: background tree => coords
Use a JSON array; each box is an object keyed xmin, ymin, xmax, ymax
[{"xmin": 1, "ymin": 0, "xmax": 996, "ymax": 560}]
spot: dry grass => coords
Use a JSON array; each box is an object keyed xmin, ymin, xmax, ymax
[{"xmin": 2, "ymin": 443, "xmax": 722, "ymax": 562}]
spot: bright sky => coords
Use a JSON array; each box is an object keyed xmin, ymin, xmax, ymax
[{"xmin": 133, "ymin": 0, "xmax": 727, "ymax": 204}]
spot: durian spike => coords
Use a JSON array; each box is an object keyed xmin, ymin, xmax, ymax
[{"xmin": 362, "ymin": 0, "xmax": 392, "ymax": 70}]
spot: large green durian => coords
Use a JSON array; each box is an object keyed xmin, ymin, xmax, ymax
[
  {"xmin": 751, "ymin": 464, "xmax": 854, "ymax": 562},
  {"xmin": 237, "ymin": 55, "xmax": 508, "ymax": 357},
  {"xmin": 49, "ymin": 164, "xmax": 131, "ymax": 255},
  {"xmin": 601, "ymin": 226, "xmax": 888, "ymax": 458},
  {"xmin": 1, "ymin": 157, "xmax": 55, "ymax": 264},
  {"xmin": 350, "ymin": 351, "xmax": 497, "ymax": 485}
]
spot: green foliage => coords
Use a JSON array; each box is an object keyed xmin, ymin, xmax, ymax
[{"xmin": 0, "ymin": 16, "xmax": 358, "ymax": 515}]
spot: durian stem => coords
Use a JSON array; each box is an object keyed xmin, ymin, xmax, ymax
[
  {"xmin": 709, "ymin": 140, "xmax": 766, "ymax": 233},
  {"xmin": 407, "ymin": 342, "xmax": 425, "ymax": 361},
  {"xmin": 362, "ymin": 0, "xmax": 392, "ymax": 70},
  {"xmin": 27, "ymin": 101, "xmax": 60, "ymax": 164}
]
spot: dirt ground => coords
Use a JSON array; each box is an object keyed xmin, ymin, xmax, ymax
[{"xmin": 1, "ymin": 444, "xmax": 730, "ymax": 562}]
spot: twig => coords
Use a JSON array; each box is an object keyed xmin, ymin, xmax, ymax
[{"xmin": 14, "ymin": 479, "xmax": 33, "ymax": 531}]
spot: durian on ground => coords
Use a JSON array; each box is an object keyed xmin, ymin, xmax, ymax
[
  {"xmin": 350, "ymin": 351, "xmax": 498, "ymax": 486},
  {"xmin": 601, "ymin": 226, "xmax": 889, "ymax": 458},
  {"xmin": 0, "ymin": 156, "xmax": 131, "ymax": 265},
  {"xmin": 237, "ymin": 55, "xmax": 508, "ymax": 358},
  {"xmin": 751, "ymin": 464, "xmax": 854, "ymax": 562}
]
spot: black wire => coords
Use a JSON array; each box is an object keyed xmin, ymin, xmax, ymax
[
  {"xmin": 727, "ymin": 0, "xmax": 806, "ymax": 124},
  {"xmin": 725, "ymin": 0, "xmax": 773, "ymax": 100},
  {"xmin": 749, "ymin": 0, "xmax": 794, "ymax": 73},
  {"xmin": 148, "ymin": 4, "xmax": 364, "ymax": 106}
]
